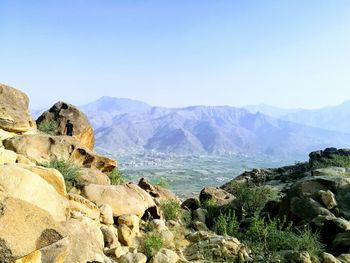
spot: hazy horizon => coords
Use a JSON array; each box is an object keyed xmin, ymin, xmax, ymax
[{"xmin": 2, "ymin": 1, "xmax": 350, "ymax": 109}]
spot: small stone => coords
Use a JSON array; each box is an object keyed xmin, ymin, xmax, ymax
[{"xmin": 320, "ymin": 190, "xmax": 337, "ymax": 210}]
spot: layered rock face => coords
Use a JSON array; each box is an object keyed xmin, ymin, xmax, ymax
[
  {"xmin": 0, "ymin": 84, "xmax": 36, "ymax": 133},
  {"xmin": 36, "ymin": 101, "xmax": 95, "ymax": 149}
]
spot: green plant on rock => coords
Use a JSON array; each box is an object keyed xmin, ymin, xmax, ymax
[
  {"xmin": 108, "ymin": 168, "xmax": 125, "ymax": 185},
  {"xmin": 45, "ymin": 159, "xmax": 81, "ymax": 190},
  {"xmin": 37, "ymin": 120, "xmax": 58, "ymax": 135},
  {"xmin": 141, "ymin": 233, "xmax": 164, "ymax": 258},
  {"xmin": 160, "ymin": 200, "xmax": 183, "ymax": 221}
]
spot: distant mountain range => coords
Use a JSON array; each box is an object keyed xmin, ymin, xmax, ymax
[{"xmin": 75, "ymin": 97, "xmax": 350, "ymax": 159}]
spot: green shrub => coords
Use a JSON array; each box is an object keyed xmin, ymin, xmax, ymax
[
  {"xmin": 160, "ymin": 200, "xmax": 183, "ymax": 221},
  {"xmin": 108, "ymin": 168, "xmax": 125, "ymax": 185},
  {"xmin": 151, "ymin": 177, "xmax": 170, "ymax": 188},
  {"xmin": 310, "ymin": 154, "xmax": 350, "ymax": 169},
  {"xmin": 215, "ymin": 210, "xmax": 239, "ymax": 237},
  {"xmin": 45, "ymin": 159, "xmax": 80, "ymax": 190},
  {"xmin": 37, "ymin": 120, "xmax": 58, "ymax": 135},
  {"xmin": 231, "ymin": 181, "xmax": 278, "ymax": 216},
  {"xmin": 244, "ymin": 217, "xmax": 324, "ymax": 260},
  {"xmin": 141, "ymin": 234, "xmax": 163, "ymax": 258}
]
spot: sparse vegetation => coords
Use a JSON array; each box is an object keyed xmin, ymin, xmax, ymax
[
  {"xmin": 108, "ymin": 168, "xmax": 125, "ymax": 185},
  {"xmin": 37, "ymin": 120, "xmax": 58, "ymax": 135},
  {"xmin": 160, "ymin": 200, "xmax": 184, "ymax": 221},
  {"xmin": 45, "ymin": 159, "xmax": 81, "ymax": 190},
  {"xmin": 214, "ymin": 210, "xmax": 239, "ymax": 237},
  {"xmin": 140, "ymin": 233, "xmax": 164, "ymax": 258},
  {"xmin": 310, "ymin": 154, "xmax": 350, "ymax": 169}
]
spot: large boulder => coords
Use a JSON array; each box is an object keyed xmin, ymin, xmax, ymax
[
  {"xmin": 0, "ymin": 195, "xmax": 65, "ymax": 262},
  {"xmin": 62, "ymin": 216, "xmax": 105, "ymax": 263},
  {"xmin": 0, "ymin": 84, "xmax": 36, "ymax": 133},
  {"xmin": 0, "ymin": 146, "xmax": 17, "ymax": 165},
  {"xmin": 138, "ymin": 178, "xmax": 179, "ymax": 205},
  {"xmin": 3, "ymin": 134, "xmax": 116, "ymax": 172},
  {"xmin": 36, "ymin": 101, "xmax": 94, "ymax": 149},
  {"xmin": 199, "ymin": 186, "xmax": 235, "ymax": 206},
  {"xmin": 82, "ymin": 183, "xmax": 158, "ymax": 218},
  {"xmin": 75, "ymin": 167, "xmax": 111, "ymax": 188},
  {"xmin": 0, "ymin": 164, "xmax": 69, "ymax": 221}
]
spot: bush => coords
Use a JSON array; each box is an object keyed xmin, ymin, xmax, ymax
[
  {"xmin": 141, "ymin": 233, "xmax": 163, "ymax": 258},
  {"xmin": 151, "ymin": 177, "xmax": 170, "ymax": 189},
  {"xmin": 231, "ymin": 181, "xmax": 278, "ymax": 216},
  {"xmin": 160, "ymin": 200, "xmax": 183, "ymax": 221},
  {"xmin": 37, "ymin": 120, "xmax": 58, "ymax": 135},
  {"xmin": 310, "ymin": 154, "xmax": 350, "ymax": 169},
  {"xmin": 215, "ymin": 210, "xmax": 239, "ymax": 237},
  {"xmin": 244, "ymin": 217, "xmax": 324, "ymax": 260},
  {"xmin": 108, "ymin": 168, "xmax": 124, "ymax": 185},
  {"xmin": 45, "ymin": 159, "xmax": 80, "ymax": 190}
]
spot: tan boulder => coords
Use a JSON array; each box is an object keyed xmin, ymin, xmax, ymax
[
  {"xmin": 63, "ymin": 216, "xmax": 104, "ymax": 263},
  {"xmin": 118, "ymin": 224, "xmax": 135, "ymax": 246},
  {"xmin": 0, "ymin": 83, "xmax": 36, "ymax": 132},
  {"xmin": 67, "ymin": 193, "xmax": 100, "ymax": 220},
  {"xmin": 40, "ymin": 238, "xmax": 69, "ymax": 263},
  {"xmin": 17, "ymin": 164, "xmax": 67, "ymax": 196},
  {"xmin": 138, "ymin": 178, "xmax": 179, "ymax": 205},
  {"xmin": 0, "ymin": 164, "xmax": 68, "ymax": 221},
  {"xmin": 150, "ymin": 248, "xmax": 179, "ymax": 263},
  {"xmin": 320, "ymin": 190, "xmax": 338, "ymax": 210},
  {"xmin": 0, "ymin": 146, "xmax": 17, "ymax": 164},
  {"xmin": 99, "ymin": 204, "xmax": 114, "ymax": 225},
  {"xmin": 14, "ymin": 251, "xmax": 42, "ymax": 263},
  {"xmin": 118, "ymin": 214, "xmax": 140, "ymax": 235},
  {"xmin": 75, "ymin": 167, "xmax": 111, "ymax": 188},
  {"xmin": 0, "ymin": 195, "xmax": 65, "ymax": 262},
  {"xmin": 82, "ymin": 183, "xmax": 158, "ymax": 218},
  {"xmin": 0, "ymin": 128, "xmax": 16, "ymax": 143},
  {"xmin": 3, "ymin": 133, "xmax": 116, "ymax": 172},
  {"xmin": 36, "ymin": 101, "xmax": 94, "ymax": 149},
  {"xmin": 199, "ymin": 187, "xmax": 235, "ymax": 206},
  {"xmin": 118, "ymin": 252, "xmax": 147, "ymax": 263},
  {"xmin": 101, "ymin": 225, "xmax": 120, "ymax": 249}
]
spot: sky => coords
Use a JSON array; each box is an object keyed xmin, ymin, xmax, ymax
[{"xmin": 1, "ymin": 0, "xmax": 350, "ymax": 110}]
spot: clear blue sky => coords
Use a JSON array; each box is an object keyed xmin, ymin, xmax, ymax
[{"xmin": 1, "ymin": 0, "xmax": 350, "ymax": 109}]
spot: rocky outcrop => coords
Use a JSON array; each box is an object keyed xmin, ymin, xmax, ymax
[
  {"xmin": 138, "ymin": 178, "xmax": 179, "ymax": 205},
  {"xmin": 0, "ymin": 164, "xmax": 69, "ymax": 221},
  {"xmin": 36, "ymin": 101, "xmax": 95, "ymax": 149},
  {"xmin": 199, "ymin": 186, "xmax": 235, "ymax": 206},
  {"xmin": 0, "ymin": 84, "xmax": 36, "ymax": 133},
  {"xmin": 0, "ymin": 195, "xmax": 65, "ymax": 262},
  {"xmin": 82, "ymin": 183, "xmax": 158, "ymax": 218},
  {"xmin": 3, "ymin": 134, "xmax": 116, "ymax": 172}
]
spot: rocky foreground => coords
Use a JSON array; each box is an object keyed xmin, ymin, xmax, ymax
[{"xmin": 0, "ymin": 83, "xmax": 350, "ymax": 263}]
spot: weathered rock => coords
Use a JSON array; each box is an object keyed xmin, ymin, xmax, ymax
[
  {"xmin": 3, "ymin": 134, "xmax": 116, "ymax": 172},
  {"xmin": 100, "ymin": 204, "xmax": 114, "ymax": 225},
  {"xmin": 75, "ymin": 167, "xmax": 111, "ymax": 188},
  {"xmin": 282, "ymin": 251, "xmax": 312, "ymax": 263},
  {"xmin": 36, "ymin": 101, "xmax": 95, "ymax": 149},
  {"xmin": 192, "ymin": 208, "xmax": 207, "ymax": 225},
  {"xmin": 0, "ymin": 195, "xmax": 65, "ymax": 262},
  {"xmin": 101, "ymin": 225, "xmax": 120, "ymax": 249},
  {"xmin": 138, "ymin": 178, "xmax": 179, "ymax": 205},
  {"xmin": 338, "ymin": 253, "xmax": 350, "ymax": 263},
  {"xmin": 184, "ymin": 231, "xmax": 251, "ymax": 262},
  {"xmin": 199, "ymin": 187, "xmax": 235, "ymax": 206},
  {"xmin": 0, "ymin": 84, "xmax": 36, "ymax": 132},
  {"xmin": 67, "ymin": 193, "xmax": 100, "ymax": 220},
  {"xmin": 0, "ymin": 146, "xmax": 17, "ymax": 164},
  {"xmin": 17, "ymin": 164, "xmax": 67, "ymax": 196},
  {"xmin": 118, "ymin": 214, "xmax": 140, "ymax": 235},
  {"xmin": 320, "ymin": 190, "xmax": 338, "ymax": 210},
  {"xmin": 82, "ymin": 183, "xmax": 158, "ymax": 218},
  {"xmin": 105, "ymin": 246, "xmax": 130, "ymax": 259},
  {"xmin": 118, "ymin": 224, "xmax": 134, "ymax": 246},
  {"xmin": 150, "ymin": 248, "xmax": 179, "ymax": 263},
  {"xmin": 181, "ymin": 198, "xmax": 200, "ymax": 211},
  {"xmin": 14, "ymin": 250, "xmax": 42, "ymax": 263},
  {"xmin": 0, "ymin": 164, "xmax": 69, "ymax": 221},
  {"xmin": 323, "ymin": 252, "xmax": 341, "ymax": 263},
  {"xmin": 0, "ymin": 128, "xmax": 16, "ymax": 143},
  {"xmin": 63, "ymin": 216, "xmax": 104, "ymax": 263},
  {"xmin": 40, "ymin": 238, "xmax": 69, "ymax": 263},
  {"xmin": 151, "ymin": 219, "xmax": 168, "ymax": 232},
  {"xmin": 118, "ymin": 252, "xmax": 147, "ymax": 263}
]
